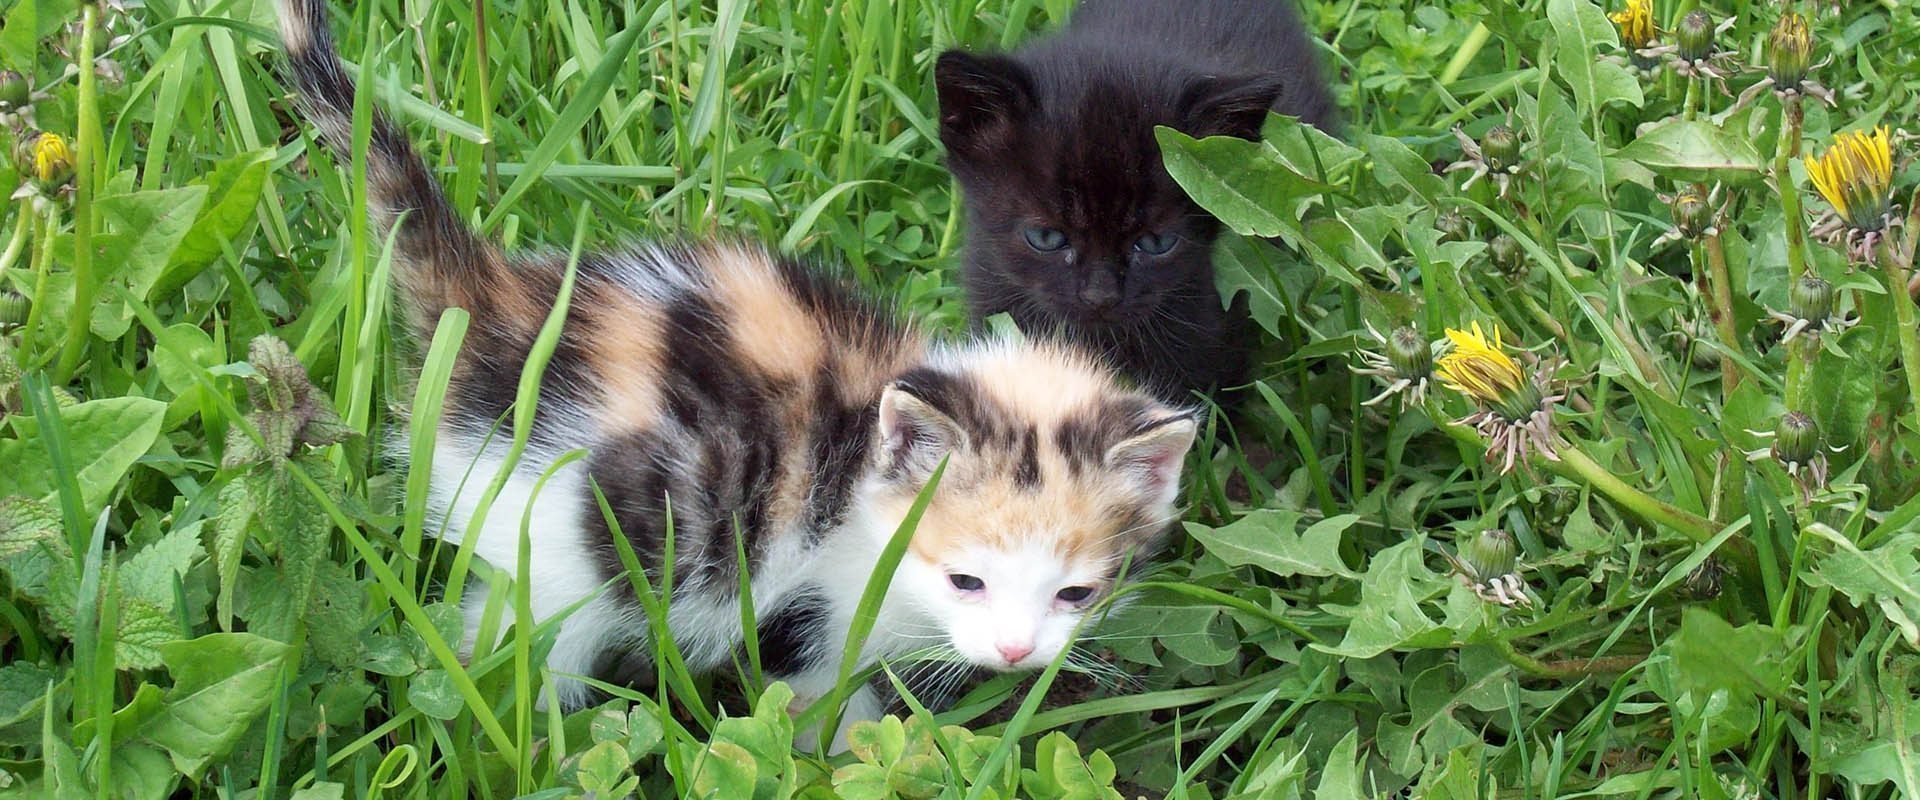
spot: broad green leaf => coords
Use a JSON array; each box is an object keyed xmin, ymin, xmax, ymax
[
  {"xmin": 288, "ymin": 783, "xmax": 347, "ymax": 800},
  {"xmin": 1187, "ymin": 510, "xmax": 1359, "ymax": 579},
  {"xmin": 91, "ymin": 186, "xmax": 210, "ymax": 339},
  {"xmin": 165, "ymin": 149, "xmax": 274, "ymax": 276},
  {"xmin": 1311, "ymin": 729, "xmax": 1366, "ymax": 800},
  {"xmin": 1359, "ymin": 132, "xmax": 1446, "ymax": 204},
  {"xmin": 0, "ymin": 397, "xmax": 167, "ymax": 511},
  {"xmin": 1547, "ymin": 0, "xmax": 1643, "ymax": 115},
  {"xmin": 1669, "ymin": 608, "xmax": 1788, "ymax": 700},
  {"xmin": 1613, "ymin": 118, "xmax": 1766, "ymax": 182},
  {"xmin": 1157, "ymin": 127, "xmax": 1329, "ymax": 239},
  {"xmin": 135, "ymin": 633, "xmax": 293, "ymax": 775},
  {"xmin": 264, "ymin": 460, "xmax": 332, "ymax": 618},
  {"xmin": 405, "ymin": 669, "xmax": 463, "ymax": 721},
  {"xmin": 111, "ymin": 742, "xmax": 180, "ymax": 800}
]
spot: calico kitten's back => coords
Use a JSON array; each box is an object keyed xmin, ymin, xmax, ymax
[{"xmin": 279, "ymin": 0, "xmax": 1201, "ymax": 724}]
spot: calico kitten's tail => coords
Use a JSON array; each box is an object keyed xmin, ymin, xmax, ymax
[{"xmin": 277, "ymin": 0, "xmax": 503, "ymax": 332}]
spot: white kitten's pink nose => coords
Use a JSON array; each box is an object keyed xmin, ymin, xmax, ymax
[{"xmin": 996, "ymin": 641, "xmax": 1034, "ymax": 664}]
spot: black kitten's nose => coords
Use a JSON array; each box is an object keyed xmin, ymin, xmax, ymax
[{"xmin": 1080, "ymin": 269, "xmax": 1121, "ymax": 310}]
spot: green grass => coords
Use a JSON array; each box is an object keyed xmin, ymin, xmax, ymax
[{"xmin": 3, "ymin": 0, "xmax": 1920, "ymax": 797}]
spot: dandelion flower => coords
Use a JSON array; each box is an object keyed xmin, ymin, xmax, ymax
[
  {"xmin": 1435, "ymin": 322, "xmax": 1564, "ymax": 474},
  {"xmin": 1806, "ymin": 126, "xmax": 1900, "ymax": 262}
]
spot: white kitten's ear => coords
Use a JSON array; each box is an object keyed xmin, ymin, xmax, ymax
[
  {"xmin": 1178, "ymin": 74, "xmax": 1287, "ymax": 141},
  {"xmin": 878, "ymin": 384, "xmax": 969, "ymax": 483},
  {"xmin": 1104, "ymin": 412, "xmax": 1199, "ymax": 508},
  {"xmin": 935, "ymin": 50, "xmax": 1035, "ymax": 162}
]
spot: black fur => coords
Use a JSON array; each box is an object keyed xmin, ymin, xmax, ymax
[
  {"xmin": 757, "ymin": 588, "xmax": 832, "ymax": 676},
  {"xmin": 937, "ymin": 0, "xmax": 1338, "ymax": 402}
]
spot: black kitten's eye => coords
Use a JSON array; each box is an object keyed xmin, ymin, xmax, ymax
[
  {"xmin": 1055, "ymin": 586, "xmax": 1095, "ymax": 603},
  {"xmin": 1023, "ymin": 226, "xmax": 1070, "ymax": 252},
  {"xmin": 949, "ymin": 573, "xmax": 985, "ymax": 592},
  {"xmin": 1133, "ymin": 232, "xmax": 1178, "ymax": 255}
]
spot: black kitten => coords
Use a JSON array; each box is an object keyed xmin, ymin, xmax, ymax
[{"xmin": 937, "ymin": 0, "xmax": 1337, "ymax": 402}]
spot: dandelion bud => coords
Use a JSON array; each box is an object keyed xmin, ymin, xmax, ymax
[
  {"xmin": 1481, "ymin": 125, "xmax": 1521, "ymax": 173},
  {"xmin": 1790, "ymin": 275, "xmax": 1834, "ymax": 327},
  {"xmin": 1436, "ymin": 209, "xmax": 1472, "ymax": 243},
  {"xmin": 0, "ymin": 72, "xmax": 27, "ymax": 113},
  {"xmin": 1488, "ymin": 233, "xmax": 1527, "ymax": 279},
  {"xmin": 1767, "ymin": 12, "xmax": 1813, "ymax": 89},
  {"xmin": 1676, "ymin": 10, "xmax": 1716, "ymax": 62},
  {"xmin": 1387, "ymin": 326, "xmax": 1432, "ymax": 380},
  {"xmin": 1670, "ymin": 189, "xmax": 1714, "ymax": 240},
  {"xmin": 1773, "ymin": 411, "xmax": 1820, "ymax": 466},
  {"xmin": 1465, "ymin": 529, "xmax": 1519, "ymax": 581},
  {"xmin": 0, "ymin": 292, "xmax": 27, "ymax": 327},
  {"xmin": 28, "ymin": 132, "xmax": 74, "ymax": 191}
]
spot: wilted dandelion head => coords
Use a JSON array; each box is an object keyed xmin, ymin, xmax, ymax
[
  {"xmin": 1610, "ymin": 0, "xmax": 1656, "ymax": 50},
  {"xmin": 1767, "ymin": 11, "xmax": 1814, "ymax": 88},
  {"xmin": 1437, "ymin": 322, "xmax": 1526, "ymax": 407},
  {"xmin": 1436, "ymin": 322, "xmax": 1564, "ymax": 474}
]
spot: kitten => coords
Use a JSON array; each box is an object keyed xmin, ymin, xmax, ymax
[
  {"xmin": 936, "ymin": 0, "xmax": 1338, "ymax": 402},
  {"xmin": 277, "ymin": 0, "xmax": 1197, "ymax": 750}
]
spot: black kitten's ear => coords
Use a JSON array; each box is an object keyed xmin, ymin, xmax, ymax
[
  {"xmin": 1178, "ymin": 74, "xmax": 1287, "ymax": 140},
  {"xmin": 935, "ymin": 50, "xmax": 1036, "ymax": 162},
  {"xmin": 877, "ymin": 383, "xmax": 969, "ymax": 483}
]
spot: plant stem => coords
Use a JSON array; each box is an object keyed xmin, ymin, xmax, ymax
[
  {"xmin": 1424, "ymin": 399, "xmax": 1717, "ymax": 543},
  {"xmin": 54, "ymin": 3, "xmax": 101, "ymax": 383},
  {"xmin": 1554, "ymin": 445, "xmax": 1718, "ymax": 543},
  {"xmin": 1776, "ymin": 94, "xmax": 1811, "ymax": 406},
  {"xmin": 0, "ymin": 210, "xmax": 30, "ymax": 276},
  {"xmin": 1881, "ymin": 238, "xmax": 1920, "ymax": 430},
  {"xmin": 1440, "ymin": 23, "xmax": 1491, "ymax": 85},
  {"xmin": 21, "ymin": 207, "xmax": 56, "ymax": 359},
  {"xmin": 1490, "ymin": 636, "xmax": 1644, "ymax": 680},
  {"xmin": 1700, "ymin": 232, "xmax": 1743, "ymax": 396}
]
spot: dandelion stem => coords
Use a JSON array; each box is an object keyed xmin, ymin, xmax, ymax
[
  {"xmin": 1776, "ymin": 94, "xmax": 1812, "ymax": 407},
  {"xmin": 21, "ymin": 207, "xmax": 56, "ymax": 359},
  {"xmin": 1880, "ymin": 238, "xmax": 1920, "ymax": 429},
  {"xmin": 1699, "ymin": 232, "xmax": 1743, "ymax": 396},
  {"xmin": 1489, "ymin": 636, "xmax": 1644, "ymax": 680},
  {"xmin": 0, "ymin": 209, "xmax": 30, "ymax": 276},
  {"xmin": 1440, "ymin": 23, "xmax": 1491, "ymax": 86},
  {"xmin": 1425, "ymin": 399, "xmax": 1718, "ymax": 543},
  {"xmin": 54, "ymin": 3, "xmax": 101, "ymax": 383}
]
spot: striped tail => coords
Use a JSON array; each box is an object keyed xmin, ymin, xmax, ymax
[{"xmin": 276, "ymin": 0, "xmax": 502, "ymax": 333}]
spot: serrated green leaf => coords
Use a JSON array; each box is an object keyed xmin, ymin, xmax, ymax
[
  {"xmin": 116, "ymin": 598, "xmax": 182, "ymax": 671},
  {"xmin": 0, "ymin": 496, "xmax": 64, "ymax": 560},
  {"xmin": 209, "ymin": 478, "xmax": 256, "ymax": 631},
  {"xmin": 1314, "ymin": 539, "xmax": 1451, "ymax": 658},
  {"xmin": 1805, "ymin": 531, "xmax": 1920, "ymax": 648},
  {"xmin": 1157, "ymin": 127, "xmax": 1329, "ymax": 239},
  {"xmin": 0, "ymin": 662, "xmax": 58, "ymax": 729},
  {"xmin": 118, "ymin": 522, "xmax": 203, "ymax": 612}
]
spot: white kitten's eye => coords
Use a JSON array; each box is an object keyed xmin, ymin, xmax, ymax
[
  {"xmin": 1055, "ymin": 586, "xmax": 1095, "ymax": 604},
  {"xmin": 949, "ymin": 573, "xmax": 985, "ymax": 592},
  {"xmin": 1023, "ymin": 226, "xmax": 1070, "ymax": 252},
  {"xmin": 1132, "ymin": 232, "xmax": 1178, "ymax": 255}
]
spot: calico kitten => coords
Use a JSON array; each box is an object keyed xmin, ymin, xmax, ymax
[
  {"xmin": 277, "ymin": 0, "xmax": 1196, "ymax": 750},
  {"xmin": 937, "ymin": 0, "xmax": 1338, "ymax": 402}
]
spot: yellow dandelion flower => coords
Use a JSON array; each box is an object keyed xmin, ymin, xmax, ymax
[
  {"xmin": 1436, "ymin": 322, "xmax": 1526, "ymax": 406},
  {"xmin": 1806, "ymin": 126, "xmax": 1894, "ymax": 233},
  {"xmin": 30, "ymin": 132, "xmax": 73, "ymax": 188},
  {"xmin": 1435, "ymin": 322, "xmax": 1563, "ymax": 475},
  {"xmin": 1610, "ymin": 0, "xmax": 1655, "ymax": 51}
]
